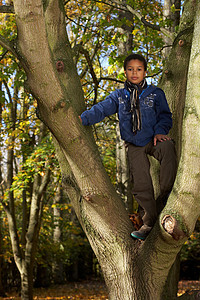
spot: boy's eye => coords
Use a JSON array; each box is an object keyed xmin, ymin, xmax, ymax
[{"xmin": 127, "ymin": 68, "xmax": 143, "ymax": 71}]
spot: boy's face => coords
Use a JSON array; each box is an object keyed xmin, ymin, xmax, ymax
[{"xmin": 124, "ymin": 59, "xmax": 146, "ymax": 84}]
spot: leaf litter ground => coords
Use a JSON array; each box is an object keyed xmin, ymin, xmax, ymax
[{"xmin": 2, "ymin": 280, "xmax": 200, "ymax": 299}]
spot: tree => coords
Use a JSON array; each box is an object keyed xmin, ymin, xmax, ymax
[
  {"xmin": 0, "ymin": 102, "xmax": 51, "ymax": 299},
  {"xmin": 0, "ymin": 32, "xmax": 53, "ymax": 297},
  {"xmin": 0, "ymin": 1, "xmax": 200, "ymax": 300}
]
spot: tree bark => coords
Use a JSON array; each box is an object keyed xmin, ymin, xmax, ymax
[
  {"xmin": 0, "ymin": 83, "xmax": 6, "ymax": 297},
  {"xmin": 116, "ymin": 123, "xmax": 133, "ymax": 212},
  {"xmin": 20, "ymin": 170, "xmax": 50, "ymax": 299},
  {"xmin": 160, "ymin": 0, "xmax": 195, "ymax": 159},
  {"xmin": 163, "ymin": 0, "xmax": 181, "ymax": 58},
  {"xmin": 0, "ymin": 211, "xmax": 6, "ymax": 296},
  {"xmin": 52, "ymin": 184, "xmax": 65, "ymax": 284}
]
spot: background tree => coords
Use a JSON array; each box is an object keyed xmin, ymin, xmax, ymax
[{"xmin": 0, "ymin": 22, "xmax": 54, "ymax": 296}]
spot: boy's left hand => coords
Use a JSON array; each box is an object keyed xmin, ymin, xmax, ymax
[{"xmin": 154, "ymin": 134, "xmax": 171, "ymax": 146}]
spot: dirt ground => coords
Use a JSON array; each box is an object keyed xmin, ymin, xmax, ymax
[{"xmin": 2, "ymin": 280, "xmax": 200, "ymax": 299}]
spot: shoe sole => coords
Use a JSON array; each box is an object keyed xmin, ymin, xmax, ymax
[{"xmin": 130, "ymin": 232, "xmax": 146, "ymax": 240}]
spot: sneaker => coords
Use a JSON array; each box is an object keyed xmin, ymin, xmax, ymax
[{"xmin": 130, "ymin": 225, "xmax": 152, "ymax": 240}]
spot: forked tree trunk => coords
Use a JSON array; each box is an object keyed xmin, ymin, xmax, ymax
[
  {"xmin": 19, "ymin": 172, "xmax": 50, "ymax": 299},
  {"xmin": 2, "ymin": 0, "xmax": 200, "ymax": 299}
]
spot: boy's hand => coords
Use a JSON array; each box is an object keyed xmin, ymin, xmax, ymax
[
  {"xmin": 154, "ymin": 134, "xmax": 171, "ymax": 146},
  {"xmin": 79, "ymin": 116, "xmax": 82, "ymax": 123}
]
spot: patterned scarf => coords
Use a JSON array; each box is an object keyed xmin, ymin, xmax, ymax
[{"xmin": 124, "ymin": 79, "xmax": 147, "ymax": 133}]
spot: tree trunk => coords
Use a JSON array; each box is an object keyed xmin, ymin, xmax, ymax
[
  {"xmin": 19, "ymin": 171, "xmax": 50, "ymax": 299},
  {"xmin": 116, "ymin": 10, "xmax": 134, "ymax": 212},
  {"xmin": 4, "ymin": 0, "xmax": 200, "ymax": 298},
  {"xmin": 0, "ymin": 211, "xmax": 6, "ymax": 297},
  {"xmin": 118, "ymin": 9, "xmax": 134, "ymax": 54},
  {"xmin": 160, "ymin": 0, "xmax": 195, "ymax": 159},
  {"xmin": 21, "ymin": 261, "xmax": 34, "ymax": 300},
  {"xmin": 163, "ymin": 0, "xmax": 181, "ymax": 58},
  {"xmin": 21, "ymin": 93, "xmax": 28, "ymax": 247},
  {"xmin": 116, "ymin": 123, "xmax": 133, "ymax": 213},
  {"xmin": 52, "ymin": 184, "xmax": 65, "ymax": 284},
  {"xmin": 0, "ymin": 84, "xmax": 6, "ymax": 297}
]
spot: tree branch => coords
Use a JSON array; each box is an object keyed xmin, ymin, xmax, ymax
[
  {"xmin": 96, "ymin": 0, "xmax": 127, "ymax": 11},
  {"xmin": 38, "ymin": 168, "xmax": 51, "ymax": 198},
  {"xmin": 99, "ymin": 76, "xmax": 124, "ymax": 84},
  {"xmin": 76, "ymin": 44, "xmax": 100, "ymax": 104},
  {"xmin": 78, "ymin": 45, "xmax": 99, "ymax": 87},
  {"xmin": 0, "ymin": 35, "xmax": 18, "ymax": 58},
  {"xmin": 0, "ymin": 5, "xmax": 14, "ymax": 14},
  {"xmin": 0, "ymin": 50, "xmax": 8, "ymax": 61},
  {"xmin": 99, "ymin": 70, "xmax": 163, "ymax": 84},
  {"xmin": 126, "ymin": 4, "xmax": 174, "ymax": 41},
  {"xmin": 161, "ymin": 215, "xmax": 187, "ymax": 240},
  {"xmin": 95, "ymin": 0, "xmax": 174, "ymax": 40}
]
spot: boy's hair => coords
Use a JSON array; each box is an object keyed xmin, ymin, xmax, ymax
[{"xmin": 124, "ymin": 54, "xmax": 147, "ymax": 71}]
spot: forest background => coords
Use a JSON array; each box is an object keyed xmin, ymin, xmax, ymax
[{"xmin": 0, "ymin": 0, "xmax": 199, "ymax": 298}]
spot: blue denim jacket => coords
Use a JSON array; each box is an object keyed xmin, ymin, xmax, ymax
[{"xmin": 81, "ymin": 85, "xmax": 172, "ymax": 146}]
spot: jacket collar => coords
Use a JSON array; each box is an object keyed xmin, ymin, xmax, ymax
[
  {"xmin": 124, "ymin": 85, "xmax": 157, "ymax": 98},
  {"xmin": 140, "ymin": 85, "xmax": 157, "ymax": 98}
]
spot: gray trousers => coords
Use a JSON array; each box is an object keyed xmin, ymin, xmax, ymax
[{"xmin": 126, "ymin": 140, "xmax": 177, "ymax": 227}]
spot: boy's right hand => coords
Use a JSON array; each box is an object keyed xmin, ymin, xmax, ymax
[
  {"xmin": 79, "ymin": 116, "xmax": 82, "ymax": 123},
  {"xmin": 154, "ymin": 134, "xmax": 171, "ymax": 146}
]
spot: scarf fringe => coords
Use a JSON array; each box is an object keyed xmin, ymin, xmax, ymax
[{"xmin": 124, "ymin": 79, "xmax": 147, "ymax": 133}]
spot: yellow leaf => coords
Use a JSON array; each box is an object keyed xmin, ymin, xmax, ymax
[{"xmin": 132, "ymin": 29, "xmax": 139, "ymax": 35}]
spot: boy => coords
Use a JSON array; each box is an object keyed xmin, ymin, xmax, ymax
[{"xmin": 80, "ymin": 54, "xmax": 177, "ymax": 240}]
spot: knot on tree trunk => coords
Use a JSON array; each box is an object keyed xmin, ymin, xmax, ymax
[
  {"xmin": 82, "ymin": 189, "xmax": 102, "ymax": 203},
  {"xmin": 56, "ymin": 61, "xmax": 64, "ymax": 72},
  {"xmin": 161, "ymin": 214, "xmax": 187, "ymax": 241},
  {"xmin": 164, "ymin": 69, "xmax": 172, "ymax": 77},
  {"xmin": 178, "ymin": 39, "xmax": 185, "ymax": 47},
  {"xmin": 82, "ymin": 192, "xmax": 94, "ymax": 202}
]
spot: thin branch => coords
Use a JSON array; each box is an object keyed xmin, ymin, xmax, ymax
[
  {"xmin": 0, "ymin": 5, "xmax": 14, "ymax": 14},
  {"xmin": 97, "ymin": 0, "xmax": 174, "ymax": 41},
  {"xmin": 2, "ymin": 80, "xmax": 12, "ymax": 104},
  {"xmin": 80, "ymin": 47, "xmax": 99, "ymax": 85},
  {"xmin": 99, "ymin": 76, "xmax": 124, "ymax": 84},
  {"xmin": 95, "ymin": 0, "xmax": 127, "ymax": 11},
  {"xmin": 141, "ymin": 16, "xmax": 160, "ymax": 31},
  {"xmin": 126, "ymin": 4, "xmax": 174, "ymax": 41},
  {"xmin": 152, "ymin": 44, "xmax": 173, "ymax": 55},
  {"xmin": 99, "ymin": 70, "xmax": 163, "ymax": 84},
  {"xmin": 77, "ymin": 44, "xmax": 100, "ymax": 103},
  {"xmin": 38, "ymin": 168, "xmax": 51, "ymax": 198},
  {"xmin": 147, "ymin": 70, "xmax": 163, "ymax": 78},
  {"xmin": 0, "ymin": 35, "xmax": 18, "ymax": 58},
  {"xmin": 0, "ymin": 50, "xmax": 8, "ymax": 61}
]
